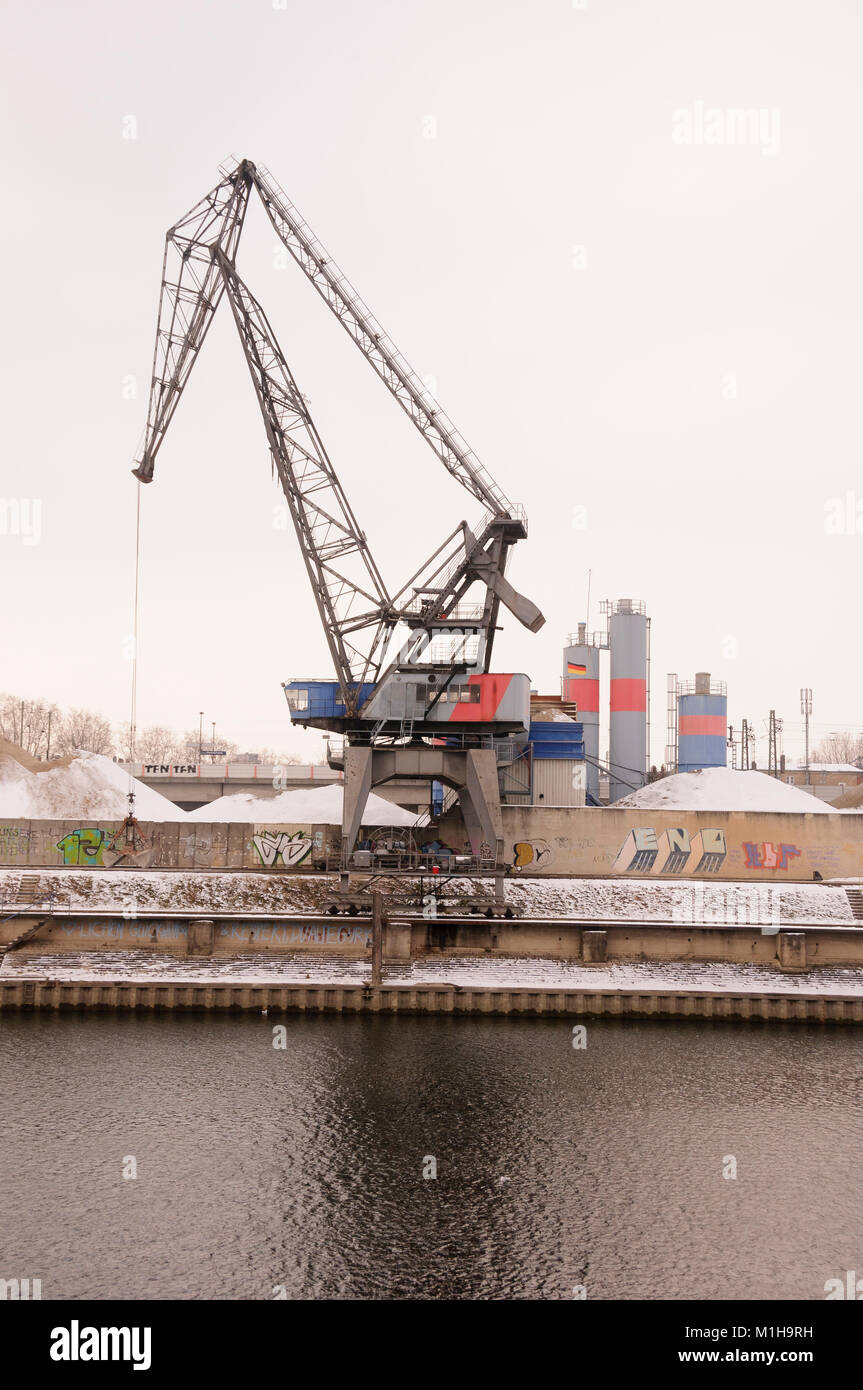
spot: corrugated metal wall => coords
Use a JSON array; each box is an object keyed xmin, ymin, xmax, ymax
[
  {"xmin": 532, "ymin": 760, "xmax": 586, "ymax": 807},
  {"xmin": 529, "ymin": 721, "xmax": 585, "ymax": 759}
]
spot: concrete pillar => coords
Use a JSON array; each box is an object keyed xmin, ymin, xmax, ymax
[
  {"xmin": 341, "ymin": 746, "xmax": 374, "ymax": 866},
  {"xmin": 461, "ymin": 748, "xmax": 505, "ymax": 862},
  {"xmin": 371, "ymin": 891, "xmax": 383, "ymax": 985},
  {"xmin": 383, "ymin": 919, "xmax": 412, "ymax": 962},
  {"xmin": 582, "ymin": 930, "xmax": 608, "ymax": 964},
  {"xmin": 778, "ymin": 931, "xmax": 807, "ymax": 972},
  {"xmin": 187, "ymin": 919, "xmax": 215, "ymax": 957}
]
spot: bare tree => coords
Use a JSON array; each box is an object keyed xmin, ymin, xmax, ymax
[
  {"xmin": 812, "ymin": 731, "xmax": 863, "ymax": 766},
  {"xmin": 136, "ymin": 726, "xmax": 181, "ymax": 764},
  {"xmin": 256, "ymin": 747, "xmax": 304, "ymax": 766},
  {"xmin": 54, "ymin": 708, "xmax": 115, "ymax": 757},
  {"xmin": 0, "ymin": 693, "xmax": 61, "ymax": 759}
]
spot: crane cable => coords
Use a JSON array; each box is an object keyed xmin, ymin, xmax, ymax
[{"xmin": 126, "ymin": 481, "xmax": 142, "ymax": 824}]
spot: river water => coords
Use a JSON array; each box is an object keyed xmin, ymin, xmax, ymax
[{"xmin": 1, "ymin": 1013, "xmax": 861, "ymax": 1300}]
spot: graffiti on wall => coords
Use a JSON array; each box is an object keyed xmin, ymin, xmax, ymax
[
  {"xmin": 48, "ymin": 921, "xmax": 371, "ymax": 947},
  {"xmin": 512, "ymin": 839, "xmax": 554, "ymax": 870},
  {"xmin": 56, "ymin": 828, "xmax": 112, "ymax": 866},
  {"xmin": 252, "ymin": 830, "xmax": 313, "ymax": 868},
  {"xmin": 181, "ymin": 832, "xmax": 215, "ymax": 866},
  {"xmin": 56, "ymin": 827, "xmax": 154, "ymax": 868},
  {"xmin": 613, "ymin": 826, "xmax": 728, "ymax": 875},
  {"xmin": 0, "ymin": 826, "xmax": 31, "ymax": 861},
  {"xmin": 219, "ymin": 922, "xmax": 371, "ymax": 946},
  {"xmin": 742, "ymin": 842, "xmax": 801, "ymax": 871}
]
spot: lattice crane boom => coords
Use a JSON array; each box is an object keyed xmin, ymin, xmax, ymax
[
  {"xmin": 133, "ymin": 164, "xmax": 253, "ymax": 484},
  {"xmin": 215, "ymin": 250, "xmax": 393, "ymax": 709},
  {"xmin": 249, "ymin": 162, "xmax": 513, "ymax": 518},
  {"xmin": 131, "ymin": 158, "xmax": 544, "ymax": 723}
]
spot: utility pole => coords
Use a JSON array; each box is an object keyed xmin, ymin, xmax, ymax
[
  {"xmin": 46, "ymin": 709, "xmax": 52, "ymax": 761},
  {"xmin": 800, "ymin": 688, "xmax": 813, "ymax": 784},
  {"xmin": 211, "ymin": 721, "xmax": 216, "ymax": 765},
  {"xmin": 198, "ymin": 711, "xmax": 204, "ymax": 766},
  {"xmin": 768, "ymin": 710, "xmax": 783, "ymax": 778},
  {"xmin": 728, "ymin": 724, "xmax": 737, "ymax": 770},
  {"xmin": 741, "ymin": 719, "xmax": 750, "ymax": 771}
]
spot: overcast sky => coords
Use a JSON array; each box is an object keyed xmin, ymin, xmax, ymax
[{"xmin": 1, "ymin": 0, "xmax": 861, "ymax": 767}]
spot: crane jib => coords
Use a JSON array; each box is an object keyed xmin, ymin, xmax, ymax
[{"xmin": 130, "ymin": 157, "xmax": 544, "ymax": 709}]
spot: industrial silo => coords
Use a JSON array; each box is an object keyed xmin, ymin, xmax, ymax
[
  {"xmin": 678, "ymin": 673, "xmax": 727, "ymax": 772},
  {"xmin": 563, "ymin": 623, "xmax": 601, "ymax": 803},
  {"xmin": 606, "ymin": 599, "xmax": 649, "ymax": 803}
]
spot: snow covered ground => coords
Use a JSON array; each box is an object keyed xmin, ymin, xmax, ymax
[
  {"xmin": 612, "ymin": 766, "xmax": 848, "ymax": 814},
  {"xmin": 0, "ymin": 868, "xmax": 854, "ymax": 922},
  {"xmin": 4, "ymin": 949, "xmax": 863, "ymax": 995}
]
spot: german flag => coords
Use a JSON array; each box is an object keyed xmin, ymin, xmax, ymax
[{"xmin": 567, "ymin": 661, "xmax": 587, "ymax": 676}]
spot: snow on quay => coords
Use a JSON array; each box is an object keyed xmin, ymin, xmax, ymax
[
  {"xmin": 0, "ymin": 868, "xmax": 854, "ymax": 923},
  {"xmin": 4, "ymin": 949, "xmax": 863, "ymax": 996}
]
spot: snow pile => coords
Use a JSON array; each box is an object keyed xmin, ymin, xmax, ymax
[
  {"xmin": 0, "ymin": 750, "xmax": 188, "ymax": 821},
  {"xmin": 531, "ymin": 707, "xmax": 576, "ymax": 723},
  {"xmin": 612, "ymin": 767, "xmax": 838, "ymax": 814},
  {"xmin": 187, "ymin": 783, "xmax": 417, "ymax": 825}
]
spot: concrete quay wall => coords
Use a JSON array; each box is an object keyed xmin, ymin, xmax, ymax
[{"xmin": 2, "ymin": 977, "xmax": 862, "ymax": 1025}]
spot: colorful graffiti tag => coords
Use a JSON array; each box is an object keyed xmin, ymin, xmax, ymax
[
  {"xmin": 252, "ymin": 830, "xmax": 313, "ymax": 868},
  {"xmin": 512, "ymin": 839, "xmax": 554, "ymax": 870},
  {"xmin": 55, "ymin": 826, "xmax": 154, "ymax": 868},
  {"xmin": 613, "ymin": 826, "xmax": 728, "ymax": 875},
  {"xmin": 742, "ymin": 842, "xmax": 801, "ymax": 871},
  {"xmin": 56, "ymin": 828, "xmax": 113, "ymax": 866}
]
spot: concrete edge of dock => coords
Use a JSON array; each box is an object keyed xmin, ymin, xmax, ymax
[{"xmin": 2, "ymin": 976, "xmax": 863, "ymax": 1024}]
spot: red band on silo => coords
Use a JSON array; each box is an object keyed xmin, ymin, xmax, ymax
[
  {"xmin": 610, "ymin": 678, "xmax": 646, "ymax": 712},
  {"xmin": 563, "ymin": 677, "xmax": 599, "ymax": 711},
  {"xmin": 679, "ymin": 714, "xmax": 726, "ymax": 736}
]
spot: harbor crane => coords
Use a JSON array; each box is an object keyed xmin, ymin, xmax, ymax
[{"xmin": 132, "ymin": 157, "xmax": 544, "ymax": 873}]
